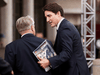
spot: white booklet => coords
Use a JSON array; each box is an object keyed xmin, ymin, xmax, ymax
[{"xmin": 33, "ymin": 40, "xmax": 57, "ymax": 72}]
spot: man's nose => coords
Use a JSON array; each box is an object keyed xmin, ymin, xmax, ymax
[{"xmin": 47, "ymin": 17, "xmax": 49, "ymax": 22}]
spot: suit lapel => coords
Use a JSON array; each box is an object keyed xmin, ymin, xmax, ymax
[
  {"xmin": 54, "ymin": 19, "xmax": 67, "ymax": 50},
  {"xmin": 57, "ymin": 19, "xmax": 66, "ymax": 33}
]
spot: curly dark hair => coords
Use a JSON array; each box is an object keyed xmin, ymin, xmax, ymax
[{"xmin": 42, "ymin": 3, "xmax": 64, "ymax": 17}]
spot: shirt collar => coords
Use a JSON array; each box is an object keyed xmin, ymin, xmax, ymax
[
  {"xmin": 56, "ymin": 17, "xmax": 64, "ymax": 30},
  {"xmin": 21, "ymin": 33, "xmax": 33, "ymax": 38}
]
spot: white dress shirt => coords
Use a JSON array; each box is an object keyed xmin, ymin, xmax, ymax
[
  {"xmin": 21, "ymin": 33, "xmax": 33, "ymax": 38},
  {"xmin": 56, "ymin": 18, "xmax": 64, "ymax": 30}
]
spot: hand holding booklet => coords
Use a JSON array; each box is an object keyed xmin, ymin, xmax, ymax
[{"xmin": 33, "ymin": 40, "xmax": 57, "ymax": 72}]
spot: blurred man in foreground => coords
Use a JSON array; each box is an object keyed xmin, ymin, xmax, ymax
[{"xmin": 0, "ymin": 57, "xmax": 13, "ymax": 75}]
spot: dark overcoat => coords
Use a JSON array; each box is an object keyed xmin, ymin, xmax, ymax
[{"xmin": 5, "ymin": 34, "xmax": 52, "ymax": 75}]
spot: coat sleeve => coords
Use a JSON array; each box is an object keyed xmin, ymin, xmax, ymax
[
  {"xmin": 0, "ymin": 57, "xmax": 12, "ymax": 75},
  {"xmin": 49, "ymin": 29, "xmax": 74, "ymax": 69},
  {"xmin": 5, "ymin": 44, "xmax": 15, "ymax": 70}
]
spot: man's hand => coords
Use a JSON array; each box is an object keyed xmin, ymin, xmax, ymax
[
  {"xmin": 37, "ymin": 56, "xmax": 50, "ymax": 69},
  {"xmin": 11, "ymin": 70, "xmax": 14, "ymax": 75}
]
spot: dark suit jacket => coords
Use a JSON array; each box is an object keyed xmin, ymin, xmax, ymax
[
  {"xmin": 5, "ymin": 34, "xmax": 52, "ymax": 75},
  {"xmin": 0, "ymin": 57, "xmax": 12, "ymax": 75},
  {"xmin": 49, "ymin": 19, "xmax": 90, "ymax": 75}
]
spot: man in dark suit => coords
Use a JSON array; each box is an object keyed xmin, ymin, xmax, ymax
[
  {"xmin": 38, "ymin": 3, "xmax": 90, "ymax": 75},
  {"xmin": 0, "ymin": 57, "xmax": 12, "ymax": 75},
  {"xmin": 4, "ymin": 16, "xmax": 52, "ymax": 75}
]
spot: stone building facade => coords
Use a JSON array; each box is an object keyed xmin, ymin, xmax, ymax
[{"xmin": 0, "ymin": 0, "xmax": 82, "ymax": 47}]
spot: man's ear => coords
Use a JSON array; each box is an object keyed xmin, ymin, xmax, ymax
[
  {"xmin": 31, "ymin": 25, "xmax": 36, "ymax": 35},
  {"xmin": 31, "ymin": 25, "xmax": 34, "ymax": 31},
  {"xmin": 57, "ymin": 11, "xmax": 61, "ymax": 16}
]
